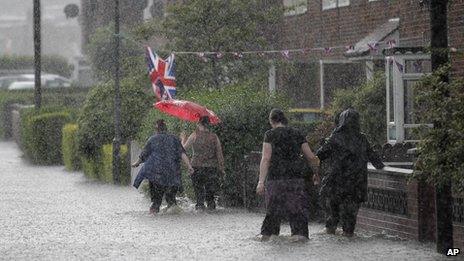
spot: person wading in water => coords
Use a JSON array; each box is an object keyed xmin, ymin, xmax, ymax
[
  {"xmin": 132, "ymin": 119, "xmax": 194, "ymax": 214},
  {"xmin": 256, "ymin": 109, "xmax": 320, "ymax": 242},
  {"xmin": 316, "ymin": 108, "xmax": 384, "ymax": 237},
  {"xmin": 181, "ymin": 116, "xmax": 225, "ymax": 211}
]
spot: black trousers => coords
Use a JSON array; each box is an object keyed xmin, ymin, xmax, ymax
[
  {"xmin": 325, "ymin": 197, "xmax": 360, "ymax": 234},
  {"xmin": 149, "ymin": 181, "xmax": 178, "ymax": 212},
  {"xmin": 191, "ymin": 167, "xmax": 219, "ymax": 209},
  {"xmin": 260, "ymin": 179, "xmax": 309, "ymax": 238}
]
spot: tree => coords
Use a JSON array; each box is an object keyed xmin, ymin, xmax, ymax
[
  {"xmin": 85, "ymin": 24, "xmax": 143, "ymax": 80},
  {"xmin": 143, "ymin": 0, "xmax": 284, "ymax": 89}
]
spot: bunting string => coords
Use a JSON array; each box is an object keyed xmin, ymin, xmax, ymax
[{"xmin": 110, "ymin": 29, "xmax": 463, "ymax": 62}]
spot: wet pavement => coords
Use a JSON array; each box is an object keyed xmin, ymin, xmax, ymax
[{"xmin": 0, "ymin": 141, "xmax": 448, "ymax": 261}]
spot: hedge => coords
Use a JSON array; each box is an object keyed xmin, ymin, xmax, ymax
[
  {"xmin": 0, "ymin": 88, "xmax": 88, "ymax": 139},
  {"xmin": 20, "ymin": 108, "xmax": 71, "ymax": 165},
  {"xmin": 81, "ymin": 144, "xmax": 130, "ymax": 185},
  {"xmin": 101, "ymin": 144, "xmax": 130, "ymax": 185},
  {"xmin": 62, "ymin": 124, "xmax": 81, "ymax": 171},
  {"xmin": 0, "ymin": 55, "xmax": 74, "ymax": 78}
]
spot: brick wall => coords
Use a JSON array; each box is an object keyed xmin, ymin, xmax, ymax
[
  {"xmin": 277, "ymin": 0, "xmax": 464, "ymax": 104},
  {"xmin": 356, "ymin": 169, "xmax": 421, "ymax": 240}
]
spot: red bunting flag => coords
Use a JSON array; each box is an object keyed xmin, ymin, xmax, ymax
[
  {"xmin": 215, "ymin": 52, "xmax": 223, "ymax": 59},
  {"xmin": 323, "ymin": 47, "xmax": 333, "ymax": 54},
  {"xmin": 281, "ymin": 50, "xmax": 290, "ymax": 59},
  {"xmin": 233, "ymin": 52, "xmax": 243, "ymax": 59}
]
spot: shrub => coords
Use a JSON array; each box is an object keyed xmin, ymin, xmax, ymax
[
  {"xmin": 0, "ymin": 55, "xmax": 74, "ymax": 78},
  {"xmin": 136, "ymin": 83, "xmax": 290, "ymax": 206},
  {"xmin": 80, "ymin": 144, "xmax": 130, "ymax": 185},
  {"xmin": 81, "ymin": 155, "xmax": 101, "ymax": 180},
  {"xmin": 0, "ymin": 88, "xmax": 88, "ymax": 139},
  {"xmin": 20, "ymin": 108, "xmax": 71, "ymax": 165},
  {"xmin": 100, "ymin": 144, "xmax": 130, "ymax": 185},
  {"xmin": 77, "ymin": 77, "xmax": 152, "ymax": 159},
  {"xmin": 331, "ymin": 72, "xmax": 386, "ymax": 146},
  {"xmin": 414, "ymin": 65, "xmax": 464, "ymax": 192},
  {"xmin": 62, "ymin": 124, "xmax": 81, "ymax": 171}
]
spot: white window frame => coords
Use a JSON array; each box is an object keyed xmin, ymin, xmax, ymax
[
  {"xmin": 322, "ymin": 0, "xmax": 350, "ymax": 10},
  {"xmin": 284, "ymin": 0, "xmax": 308, "ymax": 16},
  {"xmin": 386, "ymin": 53, "xmax": 433, "ymax": 144}
]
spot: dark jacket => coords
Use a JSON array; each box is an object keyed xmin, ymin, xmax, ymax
[
  {"xmin": 133, "ymin": 132, "xmax": 185, "ymax": 189},
  {"xmin": 316, "ymin": 109, "xmax": 384, "ymax": 203}
]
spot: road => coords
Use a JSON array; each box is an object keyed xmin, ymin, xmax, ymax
[{"xmin": 0, "ymin": 141, "xmax": 447, "ymax": 261}]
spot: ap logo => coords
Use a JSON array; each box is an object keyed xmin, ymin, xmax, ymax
[{"xmin": 447, "ymin": 248, "xmax": 461, "ymax": 256}]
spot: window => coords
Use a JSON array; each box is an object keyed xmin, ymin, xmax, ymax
[
  {"xmin": 322, "ymin": 0, "xmax": 350, "ymax": 10},
  {"xmin": 386, "ymin": 54, "xmax": 433, "ymax": 143},
  {"xmin": 284, "ymin": 0, "xmax": 308, "ymax": 16}
]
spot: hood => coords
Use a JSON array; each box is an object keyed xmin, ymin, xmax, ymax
[{"xmin": 335, "ymin": 108, "xmax": 361, "ymax": 134}]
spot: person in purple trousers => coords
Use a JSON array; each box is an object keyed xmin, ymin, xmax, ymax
[{"xmin": 256, "ymin": 109, "xmax": 320, "ymax": 242}]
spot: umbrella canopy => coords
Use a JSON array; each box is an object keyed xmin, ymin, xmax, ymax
[{"xmin": 154, "ymin": 99, "xmax": 221, "ymax": 125}]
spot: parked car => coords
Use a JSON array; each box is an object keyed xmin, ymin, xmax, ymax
[
  {"xmin": 3, "ymin": 73, "xmax": 72, "ymax": 90},
  {"xmin": 0, "ymin": 75, "xmax": 30, "ymax": 90}
]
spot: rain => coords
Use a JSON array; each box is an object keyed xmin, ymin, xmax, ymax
[{"xmin": 0, "ymin": 0, "xmax": 462, "ymax": 260}]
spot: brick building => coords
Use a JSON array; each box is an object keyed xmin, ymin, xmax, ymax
[{"xmin": 277, "ymin": 0, "xmax": 464, "ymax": 109}]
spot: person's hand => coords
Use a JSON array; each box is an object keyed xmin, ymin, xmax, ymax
[
  {"xmin": 188, "ymin": 166, "xmax": 195, "ymax": 176},
  {"xmin": 313, "ymin": 174, "xmax": 321, "ymax": 186},
  {"xmin": 256, "ymin": 182, "xmax": 265, "ymax": 195},
  {"xmin": 180, "ymin": 131, "xmax": 187, "ymax": 141},
  {"xmin": 131, "ymin": 162, "xmax": 140, "ymax": 168}
]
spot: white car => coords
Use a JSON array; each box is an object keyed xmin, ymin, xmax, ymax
[
  {"xmin": 4, "ymin": 74, "xmax": 72, "ymax": 90},
  {"xmin": 7, "ymin": 81, "xmax": 36, "ymax": 90}
]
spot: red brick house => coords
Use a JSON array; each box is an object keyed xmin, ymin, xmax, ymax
[
  {"xmin": 276, "ymin": 0, "xmax": 464, "ymax": 248},
  {"xmin": 277, "ymin": 0, "xmax": 464, "ymax": 130}
]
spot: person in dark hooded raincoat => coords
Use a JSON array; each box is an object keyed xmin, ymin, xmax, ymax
[
  {"xmin": 132, "ymin": 120, "xmax": 194, "ymax": 214},
  {"xmin": 316, "ymin": 108, "xmax": 384, "ymax": 237}
]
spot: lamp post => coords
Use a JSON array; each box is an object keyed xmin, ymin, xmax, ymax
[
  {"xmin": 113, "ymin": 0, "xmax": 122, "ymax": 184},
  {"xmin": 33, "ymin": 0, "xmax": 41, "ymax": 110},
  {"xmin": 428, "ymin": 0, "xmax": 453, "ymax": 254}
]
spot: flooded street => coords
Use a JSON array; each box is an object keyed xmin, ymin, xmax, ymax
[{"xmin": 0, "ymin": 141, "xmax": 447, "ymax": 261}]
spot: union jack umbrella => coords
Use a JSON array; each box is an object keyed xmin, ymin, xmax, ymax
[{"xmin": 146, "ymin": 46, "xmax": 176, "ymax": 100}]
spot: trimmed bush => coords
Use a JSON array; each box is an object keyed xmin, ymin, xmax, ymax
[
  {"xmin": 0, "ymin": 88, "xmax": 88, "ymax": 139},
  {"xmin": 101, "ymin": 144, "xmax": 130, "ymax": 185},
  {"xmin": 81, "ymin": 155, "xmax": 101, "ymax": 180},
  {"xmin": 80, "ymin": 144, "xmax": 130, "ymax": 185},
  {"xmin": 77, "ymin": 76, "xmax": 151, "ymax": 159},
  {"xmin": 62, "ymin": 124, "xmax": 81, "ymax": 171},
  {"xmin": 20, "ymin": 108, "xmax": 71, "ymax": 165},
  {"xmin": 0, "ymin": 55, "xmax": 74, "ymax": 78}
]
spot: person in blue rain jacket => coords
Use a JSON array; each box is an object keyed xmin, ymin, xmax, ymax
[{"xmin": 132, "ymin": 120, "xmax": 194, "ymax": 214}]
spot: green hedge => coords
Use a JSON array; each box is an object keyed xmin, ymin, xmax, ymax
[
  {"xmin": 62, "ymin": 124, "xmax": 81, "ymax": 171},
  {"xmin": 101, "ymin": 144, "xmax": 130, "ymax": 185},
  {"xmin": 77, "ymin": 77, "xmax": 151, "ymax": 158},
  {"xmin": 0, "ymin": 55, "xmax": 74, "ymax": 78},
  {"xmin": 0, "ymin": 89, "xmax": 88, "ymax": 139},
  {"xmin": 81, "ymin": 144, "xmax": 130, "ymax": 185},
  {"xmin": 20, "ymin": 108, "xmax": 71, "ymax": 165},
  {"xmin": 136, "ymin": 83, "xmax": 290, "ymax": 206}
]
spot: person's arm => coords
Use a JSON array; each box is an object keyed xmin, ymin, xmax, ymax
[
  {"xmin": 132, "ymin": 139, "xmax": 151, "ymax": 168},
  {"xmin": 215, "ymin": 135, "xmax": 225, "ymax": 175},
  {"xmin": 256, "ymin": 142, "xmax": 272, "ymax": 195},
  {"xmin": 181, "ymin": 152, "xmax": 195, "ymax": 175},
  {"xmin": 301, "ymin": 142, "xmax": 321, "ymax": 185},
  {"xmin": 181, "ymin": 132, "xmax": 195, "ymax": 149},
  {"xmin": 367, "ymin": 141, "xmax": 385, "ymax": 169}
]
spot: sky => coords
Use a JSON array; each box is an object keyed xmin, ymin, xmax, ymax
[{"xmin": 0, "ymin": 0, "xmax": 80, "ymax": 19}]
